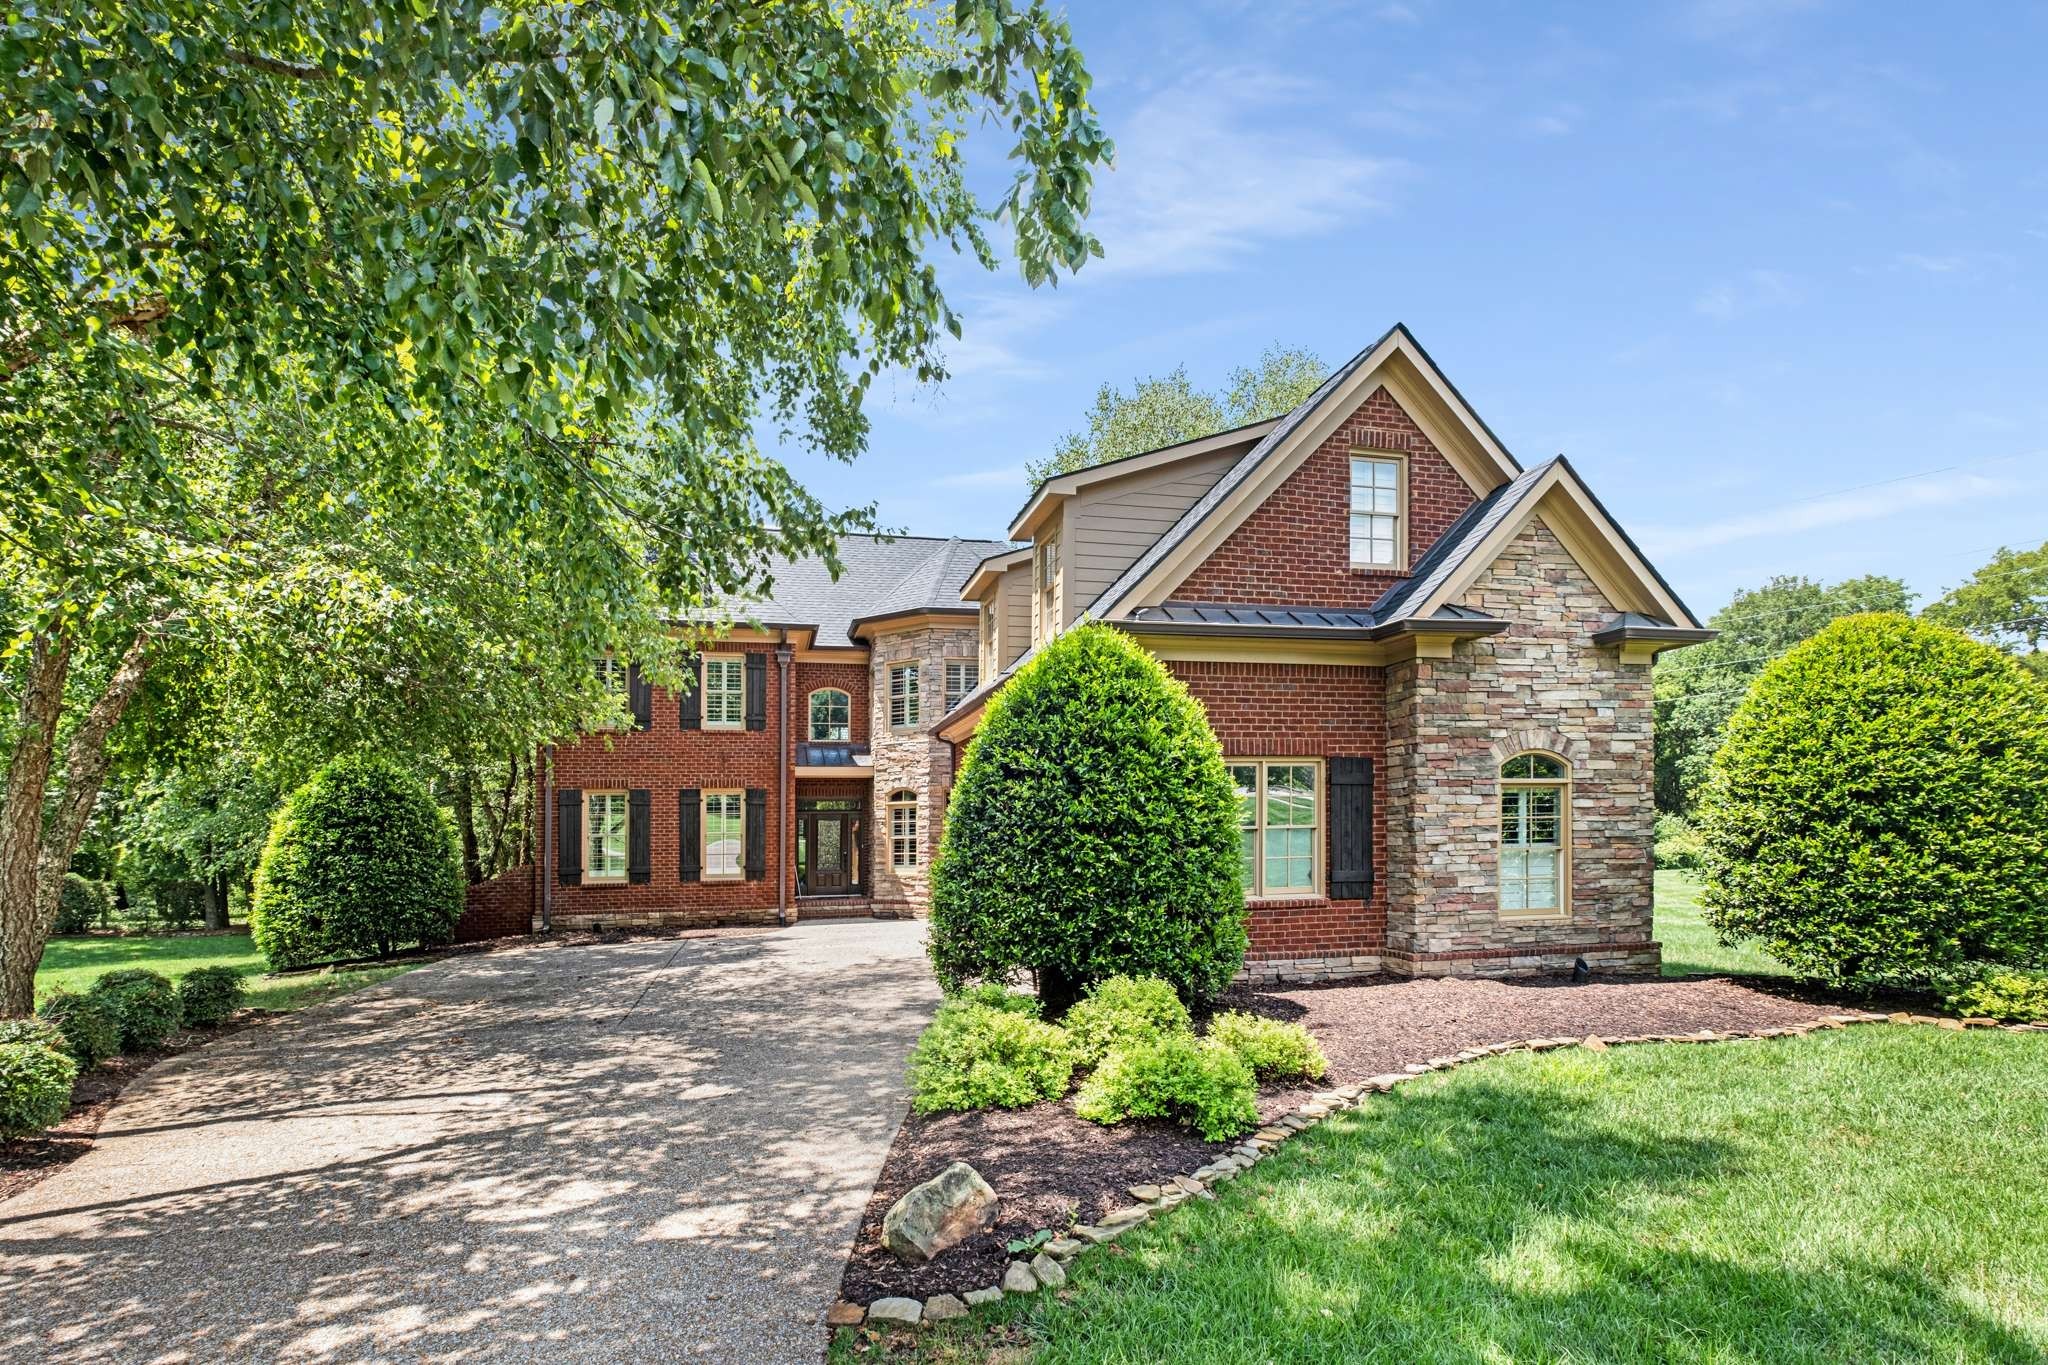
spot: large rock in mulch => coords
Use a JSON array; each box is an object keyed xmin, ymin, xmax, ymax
[
  {"xmin": 882, "ymin": 1161, "xmax": 999, "ymax": 1264},
  {"xmin": 867, "ymin": 1297, "xmax": 923, "ymax": 1326}
]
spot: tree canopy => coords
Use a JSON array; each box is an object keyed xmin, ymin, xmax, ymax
[
  {"xmin": 1024, "ymin": 343, "xmax": 1325, "ymax": 484},
  {"xmin": 1926, "ymin": 540, "xmax": 2048, "ymax": 678}
]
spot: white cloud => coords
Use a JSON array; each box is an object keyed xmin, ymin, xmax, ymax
[
  {"xmin": 1640, "ymin": 469, "xmax": 2020, "ymax": 557},
  {"xmin": 1893, "ymin": 251, "xmax": 1968, "ymax": 274},
  {"xmin": 930, "ymin": 289, "xmax": 1069, "ymax": 381},
  {"xmin": 1694, "ymin": 268, "xmax": 1801, "ymax": 321},
  {"xmin": 1087, "ymin": 67, "xmax": 1407, "ymax": 278},
  {"xmin": 1374, "ymin": 3, "xmax": 1421, "ymax": 22}
]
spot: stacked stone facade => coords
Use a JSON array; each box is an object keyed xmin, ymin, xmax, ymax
[
  {"xmin": 1383, "ymin": 520, "xmax": 1659, "ymax": 975},
  {"xmin": 868, "ymin": 621, "xmax": 980, "ymax": 913}
]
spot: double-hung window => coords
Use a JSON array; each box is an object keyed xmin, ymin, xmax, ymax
[
  {"xmin": 702, "ymin": 790, "xmax": 744, "ymax": 879},
  {"xmin": 1230, "ymin": 761, "xmax": 1320, "ymax": 896},
  {"xmin": 1349, "ymin": 455, "xmax": 1404, "ymax": 569},
  {"xmin": 889, "ymin": 663, "xmax": 920, "ymax": 728},
  {"xmin": 944, "ymin": 660, "xmax": 979, "ymax": 712},
  {"xmin": 1499, "ymin": 753, "xmax": 1569, "ymax": 917},
  {"xmin": 888, "ymin": 790, "xmax": 919, "ymax": 868},
  {"xmin": 585, "ymin": 791, "xmax": 629, "ymax": 881},
  {"xmin": 702, "ymin": 656, "xmax": 745, "ymax": 729}
]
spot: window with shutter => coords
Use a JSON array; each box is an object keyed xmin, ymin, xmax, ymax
[
  {"xmin": 745, "ymin": 653, "xmax": 768, "ymax": 730},
  {"xmin": 678, "ymin": 789, "xmax": 701, "ymax": 881},
  {"xmin": 702, "ymin": 657, "xmax": 745, "ymax": 729},
  {"xmin": 627, "ymin": 789, "xmax": 651, "ymax": 882},
  {"xmin": 1329, "ymin": 757, "xmax": 1374, "ymax": 900},
  {"xmin": 701, "ymin": 790, "xmax": 744, "ymax": 879},
  {"xmin": 584, "ymin": 791, "xmax": 629, "ymax": 881},
  {"xmin": 744, "ymin": 788, "xmax": 767, "ymax": 880},
  {"xmin": 556, "ymin": 788, "xmax": 583, "ymax": 885},
  {"xmin": 1228, "ymin": 760, "xmax": 1321, "ymax": 897}
]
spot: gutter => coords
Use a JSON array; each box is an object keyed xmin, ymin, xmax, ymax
[{"xmin": 775, "ymin": 633, "xmax": 792, "ymax": 927}]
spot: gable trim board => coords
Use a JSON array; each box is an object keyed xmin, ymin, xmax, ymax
[{"xmin": 960, "ymin": 546, "xmax": 1032, "ymax": 601}]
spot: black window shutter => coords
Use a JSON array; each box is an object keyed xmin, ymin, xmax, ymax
[
  {"xmin": 679, "ymin": 666, "xmax": 701, "ymax": 730},
  {"xmin": 627, "ymin": 789, "xmax": 651, "ymax": 883},
  {"xmin": 744, "ymin": 653, "xmax": 768, "ymax": 731},
  {"xmin": 1329, "ymin": 757, "xmax": 1374, "ymax": 900},
  {"xmin": 744, "ymin": 788, "xmax": 767, "ymax": 879},
  {"xmin": 628, "ymin": 664, "xmax": 652, "ymax": 730},
  {"xmin": 556, "ymin": 788, "xmax": 583, "ymax": 886},
  {"xmin": 678, "ymin": 788, "xmax": 701, "ymax": 881}
]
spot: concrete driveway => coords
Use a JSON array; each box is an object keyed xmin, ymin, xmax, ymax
[{"xmin": 0, "ymin": 920, "xmax": 939, "ymax": 1364}]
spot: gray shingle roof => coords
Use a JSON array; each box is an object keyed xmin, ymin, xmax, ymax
[
  {"xmin": 1370, "ymin": 458, "xmax": 1556, "ymax": 624},
  {"xmin": 712, "ymin": 534, "xmax": 1014, "ymax": 645}
]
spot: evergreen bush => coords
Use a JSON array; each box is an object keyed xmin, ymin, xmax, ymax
[
  {"xmin": 88, "ymin": 968, "xmax": 184, "ymax": 1050},
  {"xmin": 35, "ymin": 988, "xmax": 122, "ymax": 1069},
  {"xmin": 177, "ymin": 966, "xmax": 247, "ymax": 1027},
  {"xmin": 0, "ymin": 1042, "xmax": 76, "ymax": 1142},
  {"xmin": 1063, "ymin": 975, "xmax": 1192, "ymax": 1067},
  {"xmin": 1074, "ymin": 1033, "xmax": 1258, "ymax": 1141},
  {"xmin": 1206, "ymin": 1011, "xmax": 1327, "ymax": 1082},
  {"xmin": 907, "ymin": 999, "xmax": 1075, "ymax": 1114}
]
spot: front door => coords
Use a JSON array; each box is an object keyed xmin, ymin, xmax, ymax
[{"xmin": 798, "ymin": 804, "xmax": 862, "ymax": 896}]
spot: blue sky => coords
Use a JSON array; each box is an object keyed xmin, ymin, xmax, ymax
[{"xmin": 775, "ymin": 0, "xmax": 2048, "ymax": 619}]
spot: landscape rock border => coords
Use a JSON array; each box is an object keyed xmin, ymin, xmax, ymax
[{"xmin": 826, "ymin": 1008, "xmax": 2042, "ymax": 1330}]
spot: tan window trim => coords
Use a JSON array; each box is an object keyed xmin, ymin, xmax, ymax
[
  {"xmin": 807, "ymin": 687, "xmax": 852, "ymax": 743},
  {"xmin": 584, "ymin": 788, "xmax": 629, "ymax": 883},
  {"xmin": 886, "ymin": 661, "xmax": 921, "ymax": 731},
  {"xmin": 886, "ymin": 789, "xmax": 919, "ymax": 869},
  {"xmin": 1498, "ymin": 752, "xmax": 1571, "ymax": 921},
  {"xmin": 1348, "ymin": 449, "xmax": 1409, "ymax": 574},
  {"xmin": 701, "ymin": 654, "xmax": 747, "ymax": 731},
  {"xmin": 700, "ymin": 787, "xmax": 746, "ymax": 881},
  {"xmin": 1229, "ymin": 758, "xmax": 1323, "ymax": 899}
]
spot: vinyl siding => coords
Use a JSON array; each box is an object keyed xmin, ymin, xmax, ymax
[{"xmin": 1065, "ymin": 446, "xmax": 1244, "ymax": 624}]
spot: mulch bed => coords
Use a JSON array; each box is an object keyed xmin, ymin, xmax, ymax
[{"xmin": 839, "ymin": 971, "xmax": 1851, "ymax": 1303}]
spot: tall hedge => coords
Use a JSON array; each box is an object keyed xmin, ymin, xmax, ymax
[
  {"xmin": 1698, "ymin": 613, "xmax": 2048, "ymax": 980},
  {"xmin": 251, "ymin": 754, "xmax": 464, "ymax": 969},
  {"xmin": 930, "ymin": 622, "xmax": 1246, "ymax": 1011}
]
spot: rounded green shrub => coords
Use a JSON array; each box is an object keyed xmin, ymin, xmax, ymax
[
  {"xmin": 89, "ymin": 968, "xmax": 184, "ymax": 1050},
  {"xmin": 1698, "ymin": 614, "xmax": 2048, "ymax": 981},
  {"xmin": 1942, "ymin": 966, "xmax": 2048, "ymax": 1023},
  {"xmin": 35, "ymin": 988, "xmax": 122, "ymax": 1069},
  {"xmin": 931, "ymin": 622, "xmax": 1247, "ymax": 1012},
  {"xmin": 1063, "ymin": 975, "xmax": 1192, "ymax": 1067},
  {"xmin": 907, "ymin": 999, "xmax": 1075, "ymax": 1114},
  {"xmin": 252, "ymin": 753, "xmax": 464, "ymax": 969},
  {"xmin": 0, "ymin": 1041, "xmax": 78, "ymax": 1141},
  {"xmin": 1652, "ymin": 813, "xmax": 1705, "ymax": 871},
  {"xmin": 1206, "ymin": 1011, "xmax": 1327, "ymax": 1082},
  {"xmin": 1075, "ymin": 1034, "xmax": 1258, "ymax": 1141},
  {"xmin": 954, "ymin": 983, "xmax": 1044, "ymax": 1017},
  {"xmin": 176, "ymin": 966, "xmax": 248, "ymax": 1027},
  {"xmin": 55, "ymin": 873, "xmax": 110, "ymax": 935},
  {"xmin": 0, "ymin": 1017, "xmax": 69, "ymax": 1052}
]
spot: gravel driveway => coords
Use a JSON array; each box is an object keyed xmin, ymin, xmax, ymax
[{"xmin": 0, "ymin": 920, "xmax": 939, "ymax": 1364}]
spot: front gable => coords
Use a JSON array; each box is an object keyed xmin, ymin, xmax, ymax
[{"xmin": 1172, "ymin": 385, "xmax": 1480, "ymax": 609}]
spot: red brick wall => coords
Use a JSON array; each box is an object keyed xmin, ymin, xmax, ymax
[
  {"xmin": 1168, "ymin": 661, "xmax": 1387, "ymax": 964},
  {"xmin": 1174, "ymin": 386, "xmax": 1478, "ymax": 609},
  {"xmin": 457, "ymin": 863, "xmax": 535, "ymax": 941},
  {"xmin": 795, "ymin": 661, "xmax": 871, "ymax": 745}
]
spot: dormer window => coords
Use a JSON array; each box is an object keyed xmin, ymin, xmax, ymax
[{"xmin": 1349, "ymin": 454, "xmax": 1405, "ymax": 569}]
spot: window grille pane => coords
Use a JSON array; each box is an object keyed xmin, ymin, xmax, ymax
[{"xmin": 1501, "ymin": 878, "xmax": 1528, "ymax": 911}]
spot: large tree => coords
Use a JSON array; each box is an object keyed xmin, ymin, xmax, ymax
[
  {"xmin": 1025, "ymin": 343, "xmax": 1324, "ymax": 484},
  {"xmin": 1925, "ymin": 541, "xmax": 2048, "ymax": 678},
  {"xmin": 1654, "ymin": 573, "xmax": 1912, "ymax": 816},
  {"xmin": 0, "ymin": 0, "xmax": 1111, "ymax": 1013}
]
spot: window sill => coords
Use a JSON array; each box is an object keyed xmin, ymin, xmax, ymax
[
  {"xmin": 702, "ymin": 872, "xmax": 745, "ymax": 883},
  {"xmin": 703, "ymin": 723, "xmax": 746, "ymax": 733},
  {"xmin": 1247, "ymin": 894, "xmax": 1329, "ymax": 910},
  {"xmin": 1498, "ymin": 908, "xmax": 1570, "ymax": 923},
  {"xmin": 584, "ymin": 875, "xmax": 628, "ymax": 886},
  {"xmin": 1348, "ymin": 564, "xmax": 1409, "ymax": 576}
]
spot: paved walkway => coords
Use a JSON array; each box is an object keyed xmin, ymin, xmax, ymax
[{"xmin": 0, "ymin": 921, "xmax": 939, "ymax": 1364}]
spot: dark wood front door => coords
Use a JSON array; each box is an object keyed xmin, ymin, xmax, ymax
[{"xmin": 799, "ymin": 808, "xmax": 860, "ymax": 895}]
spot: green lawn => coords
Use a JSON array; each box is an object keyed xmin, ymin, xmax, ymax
[
  {"xmin": 34, "ymin": 932, "xmax": 418, "ymax": 1013},
  {"xmin": 1655, "ymin": 869, "xmax": 1791, "ymax": 978},
  {"xmin": 838, "ymin": 1026, "xmax": 2047, "ymax": 1364}
]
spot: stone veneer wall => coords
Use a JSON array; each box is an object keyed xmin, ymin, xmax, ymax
[
  {"xmin": 868, "ymin": 621, "xmax": 980, "ymax": 913},
  {"xmin": 1383, "ymin": 518, "xmax": 1659, "ymax": 976}
]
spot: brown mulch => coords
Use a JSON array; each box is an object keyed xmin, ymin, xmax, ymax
[
  {"xmin": 0, "ymin": 1013, "xmax": 275, "ymax": 1204},
  {"xmin": 839, "ymin": 971, "xmax": 1853, "ymax": 1304}
]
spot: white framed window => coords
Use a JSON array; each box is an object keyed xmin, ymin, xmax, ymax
[
  {"xmin": 1229, "ymin": 761, "xmax": 1320, "ymax": 897},
  {"xmin": 1500, "ymin": 753, "xmax": 1569, "ymax": 919},
  {"xmin": 1039, "ymin": 537, "xmax": 1060, "ymax": 634},
  {"xmin": 809, "ymin": 688, "xmax": 851, "ymax": 742},
  {"xmin": 888, "ymin": 789, "xmax": 919, "ymax": 868},
  {"xmin": 944, "ymin": 659, "xmax": 979, "ymax": 712},
  {"xmin": 702, "ymin": 790, "xmax": 744, "ymax": 880},
  {"xmin": 889, "ymin": 662, "xmax": 920, "ymax": 729},
  {"xmin": 585, "ymin": 790, "xmax": 629, "ymax": 881},
  {"xmin": 702, "ymin": 656, "xmax": 745, "ymax": 729},
  {"xmin": 1349, "ymin": 454, "xmax": 1405, "ymax": 569}
]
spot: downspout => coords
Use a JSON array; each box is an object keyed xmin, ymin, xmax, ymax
[
  {"xmin": 775, "ymin": 633, "xmax": 793, "ymax": 926},
  {"xmin": 541, "ymin": 742, "xmax": 555, "ymax": 933}
]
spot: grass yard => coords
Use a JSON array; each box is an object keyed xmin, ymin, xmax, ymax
[
  {"xmin": 1655, "ymin": 869, "xmax": 1790, "ymax": 978},
  {"xmin": 35, "ymin": 933, "xmax": 418, "ymax": 1013},
  {"xmin": 838, "ymin": 1026, "xmax": 2048, "ymax": 1364}
]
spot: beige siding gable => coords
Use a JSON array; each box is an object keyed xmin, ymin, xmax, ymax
[
  {"xmin": 997, "ymin": 563, "xmax": 1031, "ymax": 668},
  {"xmin": 1064, "ymin": 447, "xmax": 1239, "ymax": 626}
]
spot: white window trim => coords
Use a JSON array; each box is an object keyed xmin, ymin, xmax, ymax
[
  {"xmin": 887, "ymin": 790, "xmax": 919, "ymax": 869},
  {"xmin": 1348, "ymin": 450, "xmax": 1409, "ymax": 573},
  {"xmin": 807, "ymin": 687, "xmax": 852, "ymax": 742},
  {"xmin": 584, "ymin": 789, "xmax": 629, "ymax": 883},
  {"xmin": 701, "ymin": 788, "xmax": 746, "ymax": 882},
  {"xmin": 1499, "ymin": 753, "xmax": 1571, "ymax": 921},
  {"xmin": 887, "ymin": 661, "xmax": 921, "ymax": 730},
  {"xmin": 1230, "ymin": 759, "xmax": 1323, "ymax": 899},
  {"xmin": 701, "ymin": 654, "xmax": 747, "ymax": 731}
]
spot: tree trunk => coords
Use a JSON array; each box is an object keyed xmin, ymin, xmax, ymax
[
  {"xmin": 204, "ymin": 873, "xmax": 229, "ymax": 931},
  {"xmin": 454, "ymin": 764, "xmax": 483, "ymax": 885},
  {"xmin": 0, "ymin": 632, "xmax": 74, "ymax": 1017}
]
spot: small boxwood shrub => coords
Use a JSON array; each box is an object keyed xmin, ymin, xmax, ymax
[
  {"xmin": 908, "ymin": 1000, "xmax": 1075, "ymax": 1114},
  {"xmin": 56, "ymin": 873, "xmax": 111, "ymax": 935},
  {"xmin": 0, "ymin": 1018, "xmax": 69, "ymax": 1052},
  {"xmin": 1942, "ymin": 966, "xmax": 2048, "ymax": 1023},
  {"xmin": 1207, "ymin": 1011, "xmax": 1327, "ymax": 1082},
  {"xmin": 1075, "ymin": 1034, "xmax": 1258, "ymax": 1141},
  {"xmin": 1063, "ymin": 975, "xmax": 1192, "ymax": 1067},
  {"xmin": 0, "ymin": 1041, "xmax": 78, "ymax": 1142},
  {"xmin": 1698, "ymin": 614, "xmax": 2048, "ymax": 981},
  {"xmin": 252, "ymin": 753, "xmax": 465, "ymax": 969},
  {"xmin": 930, "ymin": 623, "xmax": 1247, "ymax": 1012},
  {"xmin": 954, "ymin": 983, "xmax": 1043, "ymax": 1017},
  {"xmin": 177, "ymin": 966, "xmax": 247, "ymax": 1027},
  {"xmin": 89, "ymin": 968, "xmax": 184, "ymax": 1050},
  {"xmin": 36, "ymin": 988, "xmax": 122, "ymax": 1069}
]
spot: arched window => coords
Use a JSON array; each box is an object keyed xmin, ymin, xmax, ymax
[
  {"xmin": 808, "ymin": 688, "xmax": 851, "ymax": 742},
  {"xmin": 887, "ymin": 790, "xmax": 919, "ymax": 869},
  {"xmin": 1499, "ymin": 753, "xmax": 1569, "ymax": 918}
]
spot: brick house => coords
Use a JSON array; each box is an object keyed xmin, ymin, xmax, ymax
[{"xmin": 468, "ymin": 324, "xmax": 1712, "ymax": 979}]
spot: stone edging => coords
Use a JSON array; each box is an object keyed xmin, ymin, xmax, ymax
[{"xmin": 828, "ymin": 1009, "xmax": 2042, "ymax": 1330}]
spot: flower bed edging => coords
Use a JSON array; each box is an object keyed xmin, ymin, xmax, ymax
[{"xmin": 828, "ymin": 1008, "xmax": 2040, "ymax": 1330}]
